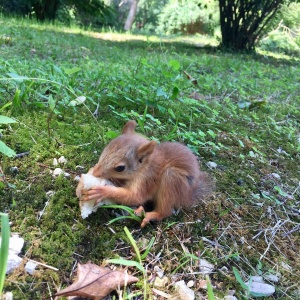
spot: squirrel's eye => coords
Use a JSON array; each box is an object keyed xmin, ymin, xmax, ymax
[{"xmin": 114, "ymin": 165, "xmax": 125, "ymax": 172}]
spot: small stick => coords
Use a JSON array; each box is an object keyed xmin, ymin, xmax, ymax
[{"xmin": 26, "ymin": 259, "xmax": 59, "ymax": 271}]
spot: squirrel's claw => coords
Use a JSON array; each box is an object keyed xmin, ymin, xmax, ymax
[{"xmin": 134, "ymin": 206, "xmax": 145, "ymax": 217}]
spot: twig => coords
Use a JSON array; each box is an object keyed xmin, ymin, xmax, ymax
[
  {"xmin": 26, "ymin": 259, "xmax": 59, "ymax": 271},
  {"xmin": 282, "ymin": 224, "xmax": 300, "ymax": 237}
]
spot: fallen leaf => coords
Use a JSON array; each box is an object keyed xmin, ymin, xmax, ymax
[
  {"xmin": 183, "ymin": 70, "xmax": 198, "ymax": 86},
  {"xmin": 55, "ymin": 263, "xmax": 139, "ymax": 300}
]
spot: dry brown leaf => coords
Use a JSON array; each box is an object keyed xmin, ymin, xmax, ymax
[
  {"xmin": 183, "ymin": 70, "xmax": 198, "ymax": 86},
  {"xmin": 55, "ymin": 263, "xmax": 139, "ymax": 300}
]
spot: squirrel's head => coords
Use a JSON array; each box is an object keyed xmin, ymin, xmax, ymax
[{"xmin": 93, "ymin": 120, "xmax": 157, "ymax": 183}]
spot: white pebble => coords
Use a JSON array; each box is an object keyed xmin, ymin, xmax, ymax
[
  {"xmin": 58, "ymin": 156, "xmax": 67, "ymax": 164},
  {"xmin": 25, "ymin": 260, "xmax": 38, "ymax": 275},
  {"xmin": 199, "ymin": 259, "xmax": 214, "ymax": 274},
  {"xmin": 245, "ymin": 280, "xmax": 275, "ymax": 297},
  {"xmin": 207, "ymin": 161, "xmax": 217, "ymax": 169},
  {"xmin": 174, "ymin": 280, "xmax": 195, "ymax": 300}
]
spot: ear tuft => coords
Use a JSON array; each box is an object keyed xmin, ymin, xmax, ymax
[
  {"xmin": 122, "ymin": 120, "xmax": 137, "ymax": 134},
  {"xmin": 137, "ymin": 141, "xmax": 157, "ymax": 160}
]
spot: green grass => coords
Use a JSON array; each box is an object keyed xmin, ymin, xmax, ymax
[{"xmin": 0, "ymin": 16, "xmax": 299, "ymax": 299}]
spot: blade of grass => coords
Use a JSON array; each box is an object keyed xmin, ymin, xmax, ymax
[
  {"xmin": 0, "ymin": 213, "xmax": 10, "ymax": 294},
  {"xmin": 206, "ymin": 275, "xmax": 215, "ymax": 300},
  {"xmin": 107, "ymin": 215, "xmax": 141, "ymax": 225},
  {"xmin": 140, "ymin": 237, "xmax": 155, "ymax": 260},
  {"xmin": 124, "ymin": 227, "xmax": 142, "ymax": 264},
  {"xmin": 106, "ymin": 258, "xmax": 145, "ymax": 273}
]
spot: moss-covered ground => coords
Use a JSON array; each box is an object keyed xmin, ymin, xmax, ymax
[{"xmin": 0, "ymin": 17, "xmax": 299, "ymax": 299}]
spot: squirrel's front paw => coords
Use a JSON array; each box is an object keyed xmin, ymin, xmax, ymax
[
  {"xmin": 76, "ymin": 179, "xmax": 84, "ymax": 198},
  {"xmin": 82, "ymin": 185, "xmax": 109, "ymax": 202},
  {"xmin": 134, "ymin": 206, "xmax": 145, "ymax": 217}
]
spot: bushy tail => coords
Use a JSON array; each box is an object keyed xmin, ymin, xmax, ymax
[{"xmin": 192, "ymin": 171, "xmax": 215, "ymax": 203}]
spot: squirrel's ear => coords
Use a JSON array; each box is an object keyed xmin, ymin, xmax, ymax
[
  {"xmin": 137, "ymin": 141, "xmax": 157, "ymax": 160},
  {"xmin": 122, "ymin": 120, "xmax": 137, "ymax": 134}
]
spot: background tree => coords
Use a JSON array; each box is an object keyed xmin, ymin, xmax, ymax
[
  {"xmin": 0, "ymin": 0, "xmax": 112, "ymax": 25},
  {"xmin": 124, "ymin": 0, "xmax": 139, "ymax": 30},
  {"xmin": 218, "ymin": 0, "xmax": 289, "ymax": 50}
]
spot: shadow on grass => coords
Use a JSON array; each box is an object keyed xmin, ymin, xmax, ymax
[{"xmin": 3, "ymin": 17, "xmax": 299, "ymax": 67}]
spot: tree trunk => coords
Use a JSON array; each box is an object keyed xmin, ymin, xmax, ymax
[
  {"xmin": 219, "ymin": 0, "xmax": 283, "ymax": 51},
  {"xmin": 124, "ymin": 0, "xmax": 139, "ymax": 31}
]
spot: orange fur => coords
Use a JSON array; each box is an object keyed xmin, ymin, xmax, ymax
[{"xmin": 77, "ymin": 120, "xmax": 214, "ymax": 227}]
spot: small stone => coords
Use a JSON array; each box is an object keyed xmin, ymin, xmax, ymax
[
  {"xmin": 270, "ymin": 173, "xmax": 281, "ymax": 180},
  {"xmin": 46, "ymin": 191, "xmax": 55, "ymax": 198},
  {"xmin": 251, "ymin": 276, "xmax": 264, "ymax": 283},
  {"xmin": 199, "ymin": 259, "xmax": 214, "ymax": 274},
  {"xmin": 74, "ymin": 175, "xmax": 81, "ymax": 182},
  {"xmin": 277, "ymin": 147, "xmax": 288, "ymax": 155},
  {"xmin": 263, "ymin": 274, "xmax": 280, "ymax": 283},
  {"xmin": 53, "ymin": 158, "xmax": 58, "ymax": 166},
  {"xmin": 174, "ymin": 280, "xmax": 195, "ymax": 300},
  {"xmin": 153, "ymin": 275, "xmax": 169, "ymax": 287},
  {"xmin": 9, "ymin": 235, "xmax": 24, "ymax": 255},
  {"xmin": 52, "ymin": 168, "xmax": 70, "ymax": 178},
  {"xmin": 6, "ymin": 253, "xmax": 22, "ymax": 274},
  {"xmin": 207, "ymin": 161, "xmax": 217, "ymax": 169},
  {"xmin": 58, "ymin": 156, "xmax": 67, "ymax": 164},
  {"xmin": 25, "ymin": 260, "xmax": 38, "ymax": 275},
  {"xmin": 224, "ymin": 296, "xmax": 238, "ymax": 300},
  {"xmin": 2, "ymin": 292, "xmax": 13, "ymax": 300},
  {"xmin": 187, "ymin": 280, "xmax": 195, "ymax": 288},
  {"xmin": 53, "ymin": 168, "xmax": 64, "ymax": 176},
  {"xmin": 10, "ymin": 166, "xmax": 19, "ymax": 175},
  {"xmin": 245, "ymin": 279, "xmax": 275, "ymax": 297},
  {"xmin": 154, "ymin": 266, "xmax": 164, "ymax": 278}
]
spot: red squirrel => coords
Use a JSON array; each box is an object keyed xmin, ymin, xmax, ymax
[{"xmin": 76, "ymin": 120, "xmax": 214, "ymax": 228}]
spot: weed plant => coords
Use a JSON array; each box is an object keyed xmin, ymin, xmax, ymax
[{"xmin": 0, "ymin": 16, "xmax": 299, "ymax": 299}]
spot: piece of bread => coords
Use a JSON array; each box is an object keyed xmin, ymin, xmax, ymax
[{"xmin": 79, "ymin": 174, "xmax": 115, "ymax": 219}]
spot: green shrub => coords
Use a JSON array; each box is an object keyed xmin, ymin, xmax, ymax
[
  {"xmin": 279, "ymin": 3, "xmax": 300, "ymax": 29},
  {"xmin": 259, "ymin": 30, "xmax": 300, "ymax": 55},
  {"xmin": 156, "ymin": 0, "xmax": 219, "ymax": 35}
]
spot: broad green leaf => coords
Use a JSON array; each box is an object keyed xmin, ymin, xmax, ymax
[
  {"xmin": 64, "ymin": 67, "xmax": 81, "ymax": 75},
  {"xmin": 168, "ymin": 59, "xmax": 180, "ymax": 70},
  {"xmin": 156, "ymin": 87, "xmax": 167, "ymax": 98},
  {"xmin": 171, "ymin": 86, "xmax": 179, "ymax": 100},
  {"xmin": 0, "ymin": 115, "xmax": 16, "ymax": 124},
  {"xmin": 0, "ymin": 141, "xmax": 16, "ymax": 157},
  {"xmin": 105, "ymin": 130, "xmax": 119, "ymax": 139},
  {"xmin": 48, "ymin": 95, "xmax": 56, "ymax": 111},
  {"xmin": 207, "ymin": 129, "xmax": 216, "ymax": 138}
]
